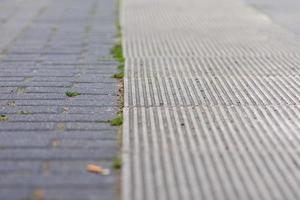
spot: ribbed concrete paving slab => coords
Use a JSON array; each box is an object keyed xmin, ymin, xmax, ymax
[
  {"xmin": 122, "ymin": 0, "xmax": 300, "ymax": 199},
  {"xmin": 0, "ymin": 0, "xmax": 119, "ymax": 199}
]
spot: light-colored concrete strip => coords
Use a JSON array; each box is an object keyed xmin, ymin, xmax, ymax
[{"xmin": 122, "ymin": 0, "xmax": 300, "ymax": 199}]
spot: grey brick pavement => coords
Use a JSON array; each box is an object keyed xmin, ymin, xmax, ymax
[{"xmin": 0, "ymin": 0, "xmax": 119, "ymax": 199}]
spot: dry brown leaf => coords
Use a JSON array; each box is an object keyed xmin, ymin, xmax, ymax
[
  {"xmin": 31, "ymin": 188, "xmax": 44, "ymax": 200},
  {"xmin": 86, "ymin": 164, "xmax": 104, "ymax": 174},
  {"xmin": 86, "ymin": 164, "xmax": 110, "ymax": 175}
]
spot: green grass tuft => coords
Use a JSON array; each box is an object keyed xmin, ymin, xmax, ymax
[
  {"xmin": 0, "ymin": 115, "xmax": 8, "ymax": 121},
  {"xmin": 112, "ymin": 63, "xmax": 125, "ymax": 79},
  {"xmin": 112, "ymin": 72, "xmax": 124, "ymax": 79},
  {"xmin": 117, "ymin": 64, "xmax": 124, "ymax": 71},
  {"xmin": 110, "ymin": 115, "xmax": 123, "ymax": 126},
  {"xmin": 111, "ymin": 42, "xmax": 125, "ymax": 63},
  {"xmin": 112, "ymin": 157, "xmax": 122, "ymax": 169},
  {"xmin": 17, "ymin": 111, "xmax": 32, "ymax": 115},
  {"xmin": 65, "ymin": 91, "xmax": 81, "ymax": 97}
]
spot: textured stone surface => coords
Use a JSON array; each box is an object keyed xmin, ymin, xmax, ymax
[
  {"xmin": 122, "ymin": 0, "xmax": 300, "ymax": 199},
  {"xmin": 243, "ymin": 0, "xmax": 300, "ymax": 35},
  {"xmin": 0, "ymin": 0, "xmax": 119, "ymax": 199}
]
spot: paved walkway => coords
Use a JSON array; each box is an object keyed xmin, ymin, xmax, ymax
[
  {"xmin": 244, "ymin": 0, "xmax": 300, "ymax": 35},
  {"xmin": 122, "ymin": 0, "xmax": 300, "ymax": 199},
  {"xmin": 0, "ymin": 0, "xmax": 119, "ymax": 199}
]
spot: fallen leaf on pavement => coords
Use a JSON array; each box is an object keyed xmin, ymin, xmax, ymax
[{"xmin": 86, "ymin": 164, "xmax": 110, "ymax": 175}]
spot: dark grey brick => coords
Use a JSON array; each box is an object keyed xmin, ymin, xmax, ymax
[
  {"xmin": 77, "ymin": 76, "xmax": 118, "ymax": 84},
  {"xmin": 66, "ymin": 106, "xmax": 117, "ymax": 115},
  {"xmin": 0, "ymin": 130, "xmax": 117, "ymax": 139},
  {"xmin": 0, "ymin": 161, "xmax": 42, "ymax": 173},
  {"xmin": 0, "ymin": 106, "xmax": 60, "ymax": 114},
  {"xmin": 8, "ymin": 114, "xmax": 112, "ymax": 122},
  {"xmin": 0, "ymin": 188, "xmax": 31, "ymax": 200},
  {"xmin": 0, "ymin": 77, "xmax": 25, "ymax": 81},
  {"xmin": 73, "ymin": 85, "xmax": 119, "ymax": 95},
  {"xmin": 43, "ymin": 188, "xmax": 115, "ymax": 200},
  {"xmin": 47, "ymin": 160, "xmax": 114, "ymax": 174},
  {"xmin": 42, "ymin": 55, "xmax": 79, "ymax": 62},
  {"xmin": 31, "ymin": 71, "xmax": 77, "ymax": 77},
  {"xmin": 0, "ymin": 93, "xmax": 65, "ymax": 100},
  {"xmin": 0, "ymin": 87, "xmax": 16, "ymax": 94},
  {"xmin": 26, "ymin": 87, "xmax": 71, "ymax": 93},
  {"xmin": 0, "ymin": 137, "xmax": 50, "ymax": 148},
  {"xmin": 58, "ymin": 139, "xmax": 116, "ymax": 148},
  {"xmin": 65, "ymin": 122, "xmax": 115, "ymax": 131},
  {"xmin": 0, "ymin": 148, "xmax": 117, "ymax": 160},
  {"xmin": 0, "ymin": 174, "xmax": 116, "ymax": 188},
  {"xmin": 0, "ymin": 122, "xmax": 55, "ymax": 131},
  {"xmin": 2, "ymin": 54, "xmax": 41, "ymax": 61},
  {"xmin": 0, "ymin": 81, "xmax": 72, "ymax": 87},
  {"xmin": 12, "ymin": 98, "xmax": 117, "ymax": 107}
]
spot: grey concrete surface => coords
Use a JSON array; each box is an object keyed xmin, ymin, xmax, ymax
[
  {"xmin": 243, "ymin": 0, "xmax": 300, "ymax": 35},
  {"xmin": 121, "ymin": 0, "xmax": 300, "ymax": 199},
  {"xmin": 0, "ymin": 0, "xmax": 119, "ymax": 199}
]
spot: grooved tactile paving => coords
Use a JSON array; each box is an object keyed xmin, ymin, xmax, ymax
[{"xmin": 122, "ymin": 0, "xmax": 300, "ymax": 199}]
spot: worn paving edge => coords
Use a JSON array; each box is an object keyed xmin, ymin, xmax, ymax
[
  {"xmin": 111, "ymin": 0, "xmax": 125, "ymax": 199},
  {"xmin": 121, "ymin": 0, "xmax": 300, "ymax": 199}
]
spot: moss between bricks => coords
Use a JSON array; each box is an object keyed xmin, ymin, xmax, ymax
[
  {"xmin": 110, "ymin": 7, "xmax": 125, "ymax": 117},
  {"xmin": 113, "ymin": 64, "xmax": 124, "ymax": 79},
  {"xmin": 110, "ymin": 114, "xmax": 123, "ymax": 126},
  {"xmin": 17, "ymin": 111, "xmax": 32, "ymax": 115},
  {"xmin": 110, "ymin": 0, "xmax": 124, "ymax": 175},
  {"xmin": 111, "ymin": 42, "xmax": 125, "ymax": 63},
  {"xmin": 112, "ymin": 157, "xmax": 122, "ymax": 169},
  {"xmin": 65, "ymin": 91, "xmax": 81, "ymax": 97},
  {"xmin": 111, "ymin": 10, "xmax": 125, "ymax": 79},
  {"xmin": 111, "ymin": 1, "xmax": 124, "ymax": 199},
  {"xmin": 0, "ymin": 115, "xmax": 8, "ymax": 121},
  {"xmin": 111, "ymin": 43, "xmax": 125, "ymax": 79}
]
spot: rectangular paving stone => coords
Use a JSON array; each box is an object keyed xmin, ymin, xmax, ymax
[
  {"xmin": 65, "ymin": 122, "xmax": 116, "ymax": 131},
  {"xmin": 0, "ymin": 106, "xmax": 60, "ymax": 114},
  {"xmin": 0, "ymin": 122, "xmax": 56, "ymax": 131},
  {"xmin": 0, "ymin": 131, "xmax": 117, "ymax": 140},
  {"xmin": 47, "ymin": 160, "xmax": 114, "ymax": 174},
  {"xmin": 0, "ymin": 137, "xmax": 50, "ymax": 148},
  {"xmin": 0, "ymin": 148, "xmax": 117, "ymax": 160},
  {"xmin": 8, "ymin": 114, "xmax": 113, "ymax": 122},
  {"xmin": 0, "ymin": 174, "xmax": 116, "ymax": 187},
  {"xmin": 0, "ymin": 188, "xmax": 31, "ymax": 200},
  {"xmin": 26, "ymin": 87, "xmax": 72, "ymax": 93},
  {"xmin": 0, "ymin": 81, "xmax": 72, "ymax": 87},
  {"xmin": 0, "ymin": 161, "xmax": 42, "ymax": 173},
  {"xmin": 0, "ymin": 87, "xmax": 17, "ymax": 94},
  {"xmin": 0, "ymin": 77, "xmax": 25, "ymax": 81},
  {"xmin": 31, "ymin": 75, "xmax": 117, "ymax": 83},
  {"xmin": 43, "ymin": 188, "xmax": 116, "ymax": 200},
  {"xmin": 58, "ymin": 139, "xmax": 117, "ymax": 149},
  {"xmin": 66, "ymin": 106, "xmax": 117, "ymax": 115},
  {"xmin": 9, "ymin": 99, "xmax": 117, "ymax": 107},
  {"xmin": 0, "ymin": 93, "xmax": 65, "ymax": 100}
]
